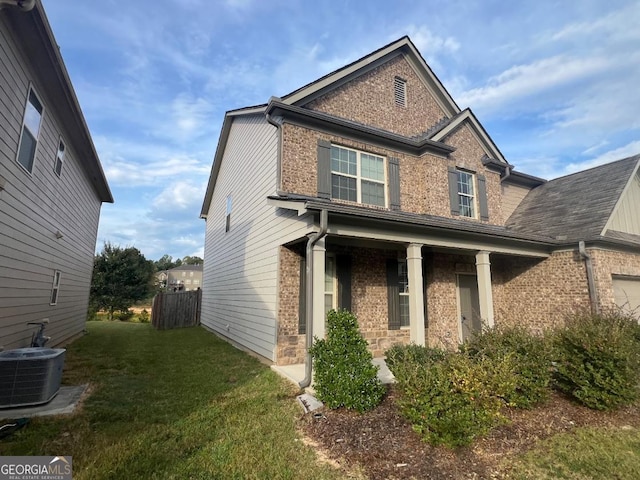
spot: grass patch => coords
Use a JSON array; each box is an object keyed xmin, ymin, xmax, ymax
[
  {"xmin": 0, "ymin": 322, "xmax": 343, "ymax": 480},
  {"xmin": 506, "ymin": 427, "xmax": 640, "ymax": 479}
]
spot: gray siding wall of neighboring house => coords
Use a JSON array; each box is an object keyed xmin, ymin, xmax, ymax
[
  {"xmin": 0, "ymin": 18, "xmax": 102, "ymax": 349},
  {"xmin": 502, "ymin": 182, "xmax": 532, "ymax": 220},
  {"xmin": 608, "ymin": 171, "xmax": 640, "ymax": 236},
  {"xmin": 202, "ymin": 114, "xmax": 312, "ymax": 361}
]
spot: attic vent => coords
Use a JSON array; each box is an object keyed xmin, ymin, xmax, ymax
[{"xmin": 394, "ymin": 77, "xmax": 407, "ymax": 107}]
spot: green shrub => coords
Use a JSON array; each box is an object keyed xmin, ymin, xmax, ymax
[
  {"xmin": 385, "ymin": 343, "xmax": 447, "ymax": 374},
  {"xmin": 309, "ymin": 310, "xmax": 385, "ymax": 413},
  {"xmin": 116, "ymin": 309, "xmax": 135, "ymax": 322},
  {"xmin": 461, "ymin": 325, "xmax": 552, "ymax": 408},
  {"xmin": 392, "ymin": 352, "xmax": 512, "ymax": 447},
  {"xmin": 553, "ymin": 311, "xmax": 640, "ymax": 410},
  {"xmin": 137, "ymin": 309, "xmax": 150, "ymax": 323}
]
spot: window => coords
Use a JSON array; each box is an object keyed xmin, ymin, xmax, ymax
[
  {"xmin": 50, "ymin": 270, "xmax": 61, "ymax": 305},
  {"xmin": 398, "ymin": 260, "xmax": 410, "ymax": 327},
  {"xmin": 17, "ymin": 87, "xmax": 44, "ymax": 173},
  {"xmin": 181, "ymin": 272, "xmax": 186, "ymax": 277},
  {"xmin": 225, "ymin": 194, "xmax": 232, "ymax": 232},
  {"xmin": 394, "ymin": 77, "xmax": 407, "ymax": 107},
  {"xmin": 331, "ymin": 145, "xmax": 386, "ymax": 207},
  {"xmin": 324, "ymin": 255, "xmax": 336, "ymax": 315},
  {"xmin": 54, "ymin": 138, "xmax": 65, "ymax": 177},
  {"xmin": 185, "ymin": 279, "xmax": 192, "ymax": 285},
  {"xmin": 189, "ymin": 271, "xmax": 194, "ymax": 277},
  {"xmin": 457, "ymin": 170, "xmax": 476, "ymax": 218},
  {"xmin": 193, "ymin": 279, "xmax": 200, "ymax": 286}
]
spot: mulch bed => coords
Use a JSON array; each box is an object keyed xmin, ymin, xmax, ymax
[{"xmin": 300, "ymin": 387, "xmax": 640, "ymax": 479}]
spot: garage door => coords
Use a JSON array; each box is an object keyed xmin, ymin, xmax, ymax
[{"xmin": 612, "ymin": 276, "xmax": 640, "ymax": 320}]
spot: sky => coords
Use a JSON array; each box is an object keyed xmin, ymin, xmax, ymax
[{"xmin": 40, "ymin": 0, "xmax": 640, "ymax": 262}]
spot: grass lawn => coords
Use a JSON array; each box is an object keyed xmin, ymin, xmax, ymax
[{"xmin": 0, "ymin": 322, "xmax": 344, "ymax": 480}]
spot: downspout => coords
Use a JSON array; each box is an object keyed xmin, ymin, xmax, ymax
[
  {"xmin": 299, "ymin": 209, "xmax": 328, "ymax": 388},
  {"xmin": 579, "ymin": 241, "xmax": 599, "ymax": 314}
]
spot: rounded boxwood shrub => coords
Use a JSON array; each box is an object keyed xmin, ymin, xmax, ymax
[
  {"xmin": 553, "ymin": 311, "xmax": 640, "ymax": 410},
  {"xmin": 309, "ymin": 309, "xmax": 385, "ymax": 413},
  {"xmin": 461, "ymin": 325, "xmax": 552, "ymax": 408}
]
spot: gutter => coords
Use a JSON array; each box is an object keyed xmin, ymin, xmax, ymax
[
  {"xmin": 579, "ymin": 241, "xmax": 599, "ymax": 314},
  {"xmin": 0, "ymin": 0, "xmax": 35, "ymax": 11},
  {"xmin": 299, "ymin": 209, "xmax": 328, "ymax": 389}
]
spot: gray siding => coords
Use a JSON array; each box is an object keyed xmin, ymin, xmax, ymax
[
  {"xmin": 608, "ymin": 172, "xmax": 640, "ymax": 236},
  {"xmin": 502, "ymin": 182, "xmax": 531, "ymax": 219},
  {"xmin": 201, "ymin": 115, "xmax": 312, "ymax": 361},
  {"xmin": 0, "ymin": 17, "xmax": 102, "ymax": 349}
]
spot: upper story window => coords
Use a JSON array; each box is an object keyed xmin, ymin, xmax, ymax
[
  {"xmin": 457, "ymin": 170, "xmax": 476, "ymax": 218},
  {"xmin": 394, "ymin": 77, "xmax": 407, "ymax": 107},
  {"xmin": 331, "ymin": 145, "xmax": 386, "ymax": 207},
  {"xmin": 54, "ymin": 138, "xmax": 65, "ymax": 177},
  {"xmin": 17, "ymin": 87, "xmax": 44, "ymax": 173},
  {"xmin": 50, "ymin": 270, "xmax": 61, "ymax": 305},
  {"xmin": 225, "ymin": 194, "xmax": 232, "ymax": 232}
]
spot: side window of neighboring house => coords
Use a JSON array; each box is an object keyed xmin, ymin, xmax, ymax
[
  {"xmin": 225, "ymin": 194, "xmax": 232, "ymax": 232},
  {"xmin": 193, "ymin": 279, "xmax": 200, "ymax": 286},
  {"xmin": 17, "ymin": 86, "xmax": 44, "ymax": 173},
  {"xmin": 330, "ymin": 145, "xmax": 386, "ymax": 207},
  {"xmin": 448, "ymin": 166, "xmax": 489, "ymax": 221},
  {"xmin": 189, "ymin": 271, "xmax": 194, "ymax": 277},
  {"xmin": 181, "ymin": 272, "xmax": 186, "ymax": 277},
  {"xmin": 50, "ymin": 270, "xmax": 61, "ymax": 305},
  {"xmin": 54, "ymin": 138, "xmax": 65, "ymax": 177}
]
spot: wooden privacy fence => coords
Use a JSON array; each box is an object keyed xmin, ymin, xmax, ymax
[{"xmin": 151, "ymin": 289, "xmax": 202, "ymax": 330}]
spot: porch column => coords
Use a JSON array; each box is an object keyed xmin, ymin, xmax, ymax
[
  {"xmin": 312, "ymin": 237, "xmax": 326, "ymax": 340},
  {"xmin": 475, "ymin": 250, "xmax": 494, "ymax": 328},
  {"xmin": 407, "ymin": 243, "xmax": 426, "ymax": 345}
]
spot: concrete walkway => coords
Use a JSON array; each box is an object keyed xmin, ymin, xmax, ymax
[
  {"xmin": 0, "ymin": 385, "xmax": 88, "ymax": 419},
  {"xmin": 272, "ymin": 358, "xmax": 395, "ymax": 387}
]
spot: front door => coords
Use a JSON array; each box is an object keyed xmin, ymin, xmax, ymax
[{"xmin": 458, "ymin": 274, "xmax": 481, "ymax": 342}]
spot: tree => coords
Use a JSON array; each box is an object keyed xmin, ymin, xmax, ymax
[
  {"xmin": 91, "ymin": 243, "xmax": 156, "ymax": 320},
  {"xmin": 181, "ymin": 255, "xmax": 203, "ymax": 265},
  {"xmin": 154, "ymin": 254, "xmax": 180, "ymax": 272}
]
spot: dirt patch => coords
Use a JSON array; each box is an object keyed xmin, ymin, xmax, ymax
[{"xmin": 300, "ymin": 387, "xmax": 640, "ymax": 479}]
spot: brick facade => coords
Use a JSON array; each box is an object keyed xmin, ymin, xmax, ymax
[
  {"xmin": 589, "ymin": 248, "xmax": 640, "ymax": 310},
  {"xmin": 280, "ymin": 123, "xmax": 502, "ymax": 224},
  {"xmin": 276, "ymin": 245, "xmax": 306, "ymax": 365},
  {"xmin": 491, "ymin": 250, "xmax": 591, "ymax": 334},
  {"xmin": 306, "ymin": 55, "xmax": 447, "ymax": 138}
]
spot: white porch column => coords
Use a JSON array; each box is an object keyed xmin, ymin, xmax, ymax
[
  {"xmin": 475, "ymin": 250, "xmax": 495, "ymax": 328},
  {"xmin": 312, "ymin": 237, "xmax": 326, "ymax": 340},
  {"xmin": 407, "ymin": 243, "xmax": 426, "ymax": 345}
]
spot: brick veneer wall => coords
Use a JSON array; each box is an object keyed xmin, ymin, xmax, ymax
[
  {"xmin": 306, "ymin": 54, "xmax": 448, "ymax": 138},
  {"xmin": 491, "ymin": 250, "xmax": 591, "ymax": 334},
  {"xmin": 276, "ymin": 245, "xmax": 306, "ymax": 365},
  {"xmin": 281, "ymin": 123, "xmax": 501, "ymax": 224},
  {"xmin": 589, "ymin": 248, "xmax": 640, "ymax": 310}
]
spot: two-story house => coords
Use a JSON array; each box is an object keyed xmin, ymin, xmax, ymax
[
  {"xmin": 0, "ymin": 0, "xmax": 113, "ymax": 349},
  {"xmin": 200, "ymin": 37, "xmax": 640, "ymax": 380},
  {"xmin": 165, "ymin": 264, "xmax": 203, "ymax": 292}
]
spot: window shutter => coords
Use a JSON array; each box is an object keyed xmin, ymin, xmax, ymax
[
  {"xmin": 317, "ymin": 139, "xmax": 332, "ymax": 199},
  {"xmin": 387, "ymin": 259, "xmax": 400, "ymax": 330},
  {"xmin": 448, "ymin": 167, "xmax": 460, "ymax": 215},
  {"xmin": 298, "ymin": 255, "xmax": 306, "ymax": 334},
  {"xmin": 388, "ymin": 157, "xmax": 401, "ymax": 210},
  {"xmin": 336, "ymin": 255, "xmax": 352, "ymax": 312},
  {"xmin": 477, "ymin": 174, "xmax": 489, "ymax": 221}
]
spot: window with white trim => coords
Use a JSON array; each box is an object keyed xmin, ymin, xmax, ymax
[
  {"xmin": 457, "ymin": 170, "xmax": 476, "ymax": 218},
  {"xmin": 324, "ymin": 255, "xmax": 336, "ymax": 315},
  {"xmin": 17, "ymin": 87, "xmax": 44, "ymax": 173},
  {"xmin": 398, "ymin": 259, "xmax": 410, "ymax": 327},
  {"xmin": 54, "ymin": 138, "xmax": 65, "ymax": 177},
  {"xmin": 331, "ymin": 145, "xmax": 386, "ymax": 207},
  {"xmin": 394, "ymin": 77, "xmax": 407, "ymax": 107},
  {"xmin": 50, "ymin": 270, "xmax": 61, "ymax": 305}
]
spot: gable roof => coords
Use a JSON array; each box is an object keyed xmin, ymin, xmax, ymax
[
  {"xmin": 4, "ymin": 0, "xmax": 113, "ymax": 203},
  {"xmin": 506, "ymin": 155, "xmax": 640, "ymax": 242},
  {"xmin": 280, "ymin": 36, "xmax": 460, "ymax": 118}
]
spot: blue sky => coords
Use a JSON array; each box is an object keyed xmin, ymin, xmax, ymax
[{"xmin": 41, "ymin": 0, "xmax": 640, "ymax": 262}]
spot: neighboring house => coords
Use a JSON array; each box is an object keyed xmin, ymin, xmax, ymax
[
  {"xmin": 166, "ymin": 265, "xmax": 203, "ymax": 292},
  {"xmin": 200, "ymin": 36, "xmax": 640, "ymax": 372},
  {"xmin": 156, "ymin": 271, "xmax": 168, "ymax": 290},
  {"xmin": 0, "ymin": 1, "xmax": 113, "ymax": 349}
]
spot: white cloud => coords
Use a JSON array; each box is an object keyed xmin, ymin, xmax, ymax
[
  {"xmin": 102, "ymin": 155, "xmax": 210, "ymax": 187},
  {"xmin": 152, "ymin": 180, "xmax": 207, "ymax": 211},
  {"xmin": 563, "ymin": 141, "xmax": 640, "ymax": 176}
]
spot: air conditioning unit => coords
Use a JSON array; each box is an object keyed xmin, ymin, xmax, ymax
[{"xmin": 0, "ymin": 347, "xmax": 66, "ymax": 408}]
